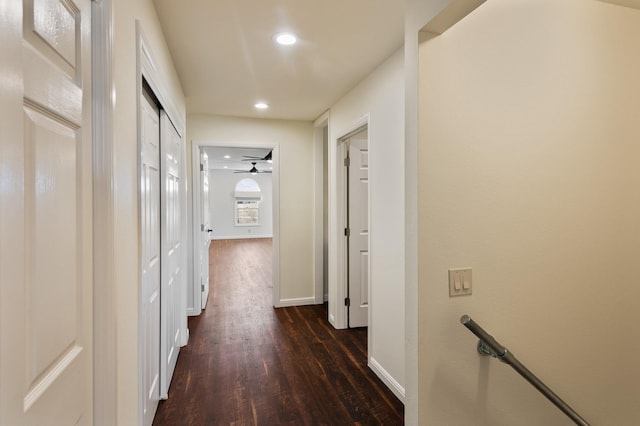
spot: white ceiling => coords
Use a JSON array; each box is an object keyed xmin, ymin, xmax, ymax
[
  {"xmin": 152, "ymin": 0, "xmax": 405, "ymax": 121},
  {"xmin": 204, "ymin": 146, "xmax": 273, "ymax": 172}
]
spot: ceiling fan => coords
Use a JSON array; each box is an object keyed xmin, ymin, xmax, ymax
[
  {"xmin": 242, "ymin": 150, "xmax": 272, "ymax": 163},
  {"xmin": 234, "ymin": 162, "xmax": 272, "ymax": 175}
]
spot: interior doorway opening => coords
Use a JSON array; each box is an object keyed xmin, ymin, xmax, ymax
[
  {"xmin": 191, "ymin": 143, "xmax": 279, "ymax": 313},
  {"xmin": 337, "ymin": 123, "xmax": 370, "ymax": 329}
]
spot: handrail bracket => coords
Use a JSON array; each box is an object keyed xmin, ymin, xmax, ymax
[{"xmin": 477, "ymin": 340, "xmax": 505, "ymax": 360}]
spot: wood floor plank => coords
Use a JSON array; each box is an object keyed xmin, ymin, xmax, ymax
[{"xmin": 153, "ymin": 238, "xmax": 404, "ymax": 425}]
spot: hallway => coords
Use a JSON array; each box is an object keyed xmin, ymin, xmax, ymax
[{"xmin": 153, "ymin": 238, "xmax": 404, "ymax": 425}]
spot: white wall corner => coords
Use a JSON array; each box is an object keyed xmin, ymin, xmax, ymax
[{"xmin": 421, "ymin": 0, "xmax": 487, "ymax": 35}]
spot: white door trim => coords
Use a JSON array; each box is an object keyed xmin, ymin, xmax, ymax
[
  {"xmin": 313, "ymin": 111, "xmax": 330, "ymax": 304},
  {"xmin": 91, "ymin": 0, "xmax": 116, "ymax": 423},
  {"xmin": 192, "ymin": 141, "xmax": 281, "ymax": 308}
]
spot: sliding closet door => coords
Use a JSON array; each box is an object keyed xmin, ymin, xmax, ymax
[
  {"xmin": 159, "ymin": 111, "xmax": 184, "ymax": 398},
  {"xmin": 140, "ymin": 89, "xmax": 161, "ymax": 426}
]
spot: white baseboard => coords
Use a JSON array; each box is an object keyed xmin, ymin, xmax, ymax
[
  {"xmin": 210, "ymin": 234, "xmax": 272, "ymax": 240},
  {"xmin": 276, "ymin": 297, "xmax": 316, "ymax": 307},
  {"xmin": 369, "ymin": 356, "xmax": 406, "ymax": 403},
  {"xmin": 328, "ymin": 313, "xmax": 336, "ymax": 328}
]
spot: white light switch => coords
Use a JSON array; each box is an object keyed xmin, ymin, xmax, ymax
[{"xmin": 449, "ymin": 268, "xmax": 472, "ymax": 297}]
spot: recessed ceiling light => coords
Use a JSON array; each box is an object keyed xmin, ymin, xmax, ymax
[
  {"xmin": 223, "ymin": 155, "xmax": 231, "ymax": 159},
  {"xmin": 254, "ymin": 102, "xmax": 269, "ymax": 110},
  {"xmin": 273, "ymin": 32, "xmax": 297, "ymax": 46}
]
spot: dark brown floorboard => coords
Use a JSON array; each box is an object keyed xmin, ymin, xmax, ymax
[{"xmin": 153, "ymin": 238, "xmax": 404, "ymax": 425}]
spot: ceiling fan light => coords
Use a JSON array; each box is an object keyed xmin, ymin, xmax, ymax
[{"xmin": 254, "ymin": 102, "xmax": 269, "ymax": 110}]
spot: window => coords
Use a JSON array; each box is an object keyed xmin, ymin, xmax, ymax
[
  {"xmin": 235, "ymin": 200, "xmax": 260, "ymax": 225},
  {"xmin": 234, "ymin": 178, "xmax": 261, "ymax": 226}
]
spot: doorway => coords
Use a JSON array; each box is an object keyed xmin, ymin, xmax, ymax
[
  {"xmin": 338, "ymin": 124, "xmax": 370, "ymax": 329},
  {"xmin": 191, "ymin": 143, "xmax": 280, "ymax": 312}
]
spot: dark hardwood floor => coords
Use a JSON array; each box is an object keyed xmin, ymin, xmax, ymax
[{"xmin": 153, "ymin": 238, "xmax": 404, "ymax": 425}]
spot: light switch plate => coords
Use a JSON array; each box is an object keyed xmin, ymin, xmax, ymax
[{"xmin": 449, "ymin": 268, "xmax": 472, "ymax": 297}]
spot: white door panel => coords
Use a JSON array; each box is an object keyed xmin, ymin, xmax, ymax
[
  {"xmin": 1, "ymin": 0, "xmax": 93, "ymax": 424},
  {"xmin": 200, "ymin": 152, "xmax": 211, "ymax": 309},
  {"xmin": 348, "ymin": 137, "xmax": 369, "ymax": 328},
  {"xmin": 141, "ymin": 92, "xmax": 161, "ymax": 426},
  {"xmin": 160, "ymin": 110, "xmax": 183, "ymax": 398}
]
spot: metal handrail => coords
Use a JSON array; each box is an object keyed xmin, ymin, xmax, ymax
[{"xmin": 460, "ymin": 315, "xmax": 590, "ymax": 426}]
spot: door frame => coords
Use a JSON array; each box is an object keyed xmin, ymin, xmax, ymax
[
  {"xmin": 91, "ymin": 0, "xmax": 116, "ymax": 423},
  {"xmin": 313, "ymin": 112, "xmax": 330, "ymax": 304},
  {"xmin": 191, "ymin": 141, "xmax": 281, "ymax": 309},
  {"xmin": 332, "ymin": 114, "xmax": 370, "ymax": 330}
]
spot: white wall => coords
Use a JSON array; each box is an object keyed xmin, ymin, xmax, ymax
[
  {"xmin": 188, "ymin": 115, "xmax": 314, "ymax": 303},
  {"xmin": 112, "ymin": 0, "xmax": 185, "ymax": 423},
  {"xmin": 327, "ymin": 48, "xmax": 406, "ymax": 399},
  {"xmin": 417, "ymin": 0, "xmax": 640, "ymax": 424},
  {"xmin": 405, "ymin": 2, "xmax": 488, "ymax": 421},
  {"xmin": 209, "ymin": 170, "xmax": 273, "ymax": 239}
]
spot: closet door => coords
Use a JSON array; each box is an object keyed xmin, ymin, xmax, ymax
[
  {"xmin": 140, "ymin": 90, "xmax": 161, "ymax": 426},
  {"xmin": 160, "ymin": 110, "xmax": 183, "ymax": 398}
]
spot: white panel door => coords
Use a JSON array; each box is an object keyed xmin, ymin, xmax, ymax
[
  {"xmin": 141, "ymin": 91, "xmax": 161, "ymax": 426},
  {"xmin": 200, "ymin": 151, "xmax": 211, "ymax": 309},
  {"xmin": 0, "ymin": 0, "xmax": 93, "ymax": 424},
  {"xmin": 160, "ymin": 111, "xmax": 183, "ymax": 398},
  {"xmin": 348, "ymin": 137, "xmax": 369, "ymax": 328}
]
